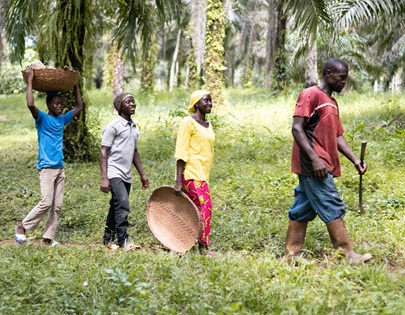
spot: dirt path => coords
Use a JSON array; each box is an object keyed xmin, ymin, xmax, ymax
[{"xmin": 0, "ymin": 238, "xmax": 171, "ymax": 254}]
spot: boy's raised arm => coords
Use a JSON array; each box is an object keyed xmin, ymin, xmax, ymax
[
  {"xmin": 72, "ymin": 85, "xmax": 83, "ymax": 117},
  {"xmin": 25, "ymin": 68, "xmax": 39, "ymax": 119}
]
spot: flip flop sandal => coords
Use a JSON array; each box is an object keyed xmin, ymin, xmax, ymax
[
  {"xmin": 43, "ymin": 240, "xmax": 59, "ymax": 247},
  {"xmin": 106, "ymin": 244, "xmax": 121, "ymax": 252},
  {"xmin": 15, "ymin": 234, "xmax": 27, "ymax": 245},
  {"xmin": 122, "ymin": 244, "xmax": 141, "ymax": 252}
]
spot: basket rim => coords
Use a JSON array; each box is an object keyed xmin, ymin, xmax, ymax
[
  {"xmin": 21, "ymin": 68, "xmax": 80, "ymax": 79},
  {"xmin": 21, "ymin": 67, "xmax": 80, "ymax": 73},
  {"xmin": 146, "ymin": 185, "xmax": 201, "ymax": 252}
]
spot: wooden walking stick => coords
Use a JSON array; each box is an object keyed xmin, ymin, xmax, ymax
[{"xmin": 359, "ymin": 141, "xmax": 367, "ymax": 214}]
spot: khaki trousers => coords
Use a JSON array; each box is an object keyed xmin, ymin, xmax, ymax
[{"xmin": 22, "ymin": 168, "xmax": 65, "ymax": 239}]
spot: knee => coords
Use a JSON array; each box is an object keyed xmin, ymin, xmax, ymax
[
  {"xmin": 289, "ymin": 211, "xmax": 316, "ymax": 222},
  {"xmin": 319, "ymin": 209, "xmax": 345, "ymax": 224},
  {"xmin": 117, "ymin": 197, "xmax": 130, "ymax": 211},
  {"xmin": 38, "ymin": 198, "xmax": 53, "ymax": 210}
]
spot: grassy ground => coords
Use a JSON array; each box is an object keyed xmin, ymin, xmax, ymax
[{"xmin": 1, "ymin": 88, "xmax": 405, "ymax": 314}]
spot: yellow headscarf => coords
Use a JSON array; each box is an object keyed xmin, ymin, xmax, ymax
[{"xmin": 189, "ymin": 90, "xmax": 210, "ymax": 113}]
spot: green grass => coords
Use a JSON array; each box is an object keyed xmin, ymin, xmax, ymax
[{"xmin": 1, "ymin": 88, "xmax": 405, "ymax": 314}]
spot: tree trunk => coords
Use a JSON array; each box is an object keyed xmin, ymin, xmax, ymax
[
  {"xmin": 243, "ymin": 25, "xmax": 254, "ymax": 87},
  {"xmin": 264, "ymin": 0, "xmax": 277, "ymax": 89},
  {"xmin": 391, "ymin": 70, "xmax": 403, "ymax": 93},
  {"xmin": 252, "ymin": 55, "xmax": 260, "ymax": 85},
  {"xmin": 224, "ymin": 42, "xmax": 235, "ymax": 87},
  {"xmin": 204, "ymin": 0, "xmax": 226, "ymax": 106},
  {"xmin": 170, "ymin": 29, "xmax": 182, "ymax": 91},
  {"xmin": 186, "ymin": 35, "xmax": 200, "ymax": 90},
  {"xmin": 141, "ymin": 34, "xmax": 157, "ymax": 94},
  {"xmin": 191, "ymin": 0, "xmax": 206, "ymax": 76},
  {"xmin": 112, "ymin": 44, "xmax": 125, "ymax": 99},
  {"xmin": 59, "ymin": 0, "xmax": 94, "ymax": 161},
  {"xmin": 273, "ymin": 12, "xmax": 287, "ymax": 90},
  {"xmin": 0, "ymin": 0, "xmax": 6, "ymax": 65},
  {"xmin": 0, "ymin": 32, "xmax": 4, "ymax": 67},
  {"xmin": 305, "ymin": 42, "xmax": 318, "ymax": 87}
]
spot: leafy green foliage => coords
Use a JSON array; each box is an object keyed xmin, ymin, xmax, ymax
[
  {"xmin": 1, "ymin": 89, "xmax": 405, "ymax": 313},
  {"xmin": 0, "ymin": 48, "xmax": 38, "ymax": 94}
]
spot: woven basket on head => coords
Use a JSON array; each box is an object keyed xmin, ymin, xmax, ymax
[
  {"xmin": 146, "ymin": 186, "xmax": 201, "ymax": 253},
  {"xmin": 22, "ymin": 68, "xmax": 80, "ymax": 92}
]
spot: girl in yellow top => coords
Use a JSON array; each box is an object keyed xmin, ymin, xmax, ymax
[{"xmin": 174, "ymin": 90, "xmax": 215, "ymax": 250}]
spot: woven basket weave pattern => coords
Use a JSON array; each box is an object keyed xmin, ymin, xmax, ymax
[
  {"xmin": 147, "ymin": 186, "xmax": 201, "ymax": 253},
  {"xmin": 22, "ymin": 68, "xmax": 79, "ymax": 92}
]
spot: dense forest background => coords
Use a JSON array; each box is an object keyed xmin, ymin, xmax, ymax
[{"xmin": 0, "ymin": 0, "xmax": 404, "ymax": 159}]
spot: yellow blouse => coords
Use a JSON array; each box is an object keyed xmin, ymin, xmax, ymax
[{"xmin": 175, "ymin": 116, "xmax": 215, "ymax": 182}]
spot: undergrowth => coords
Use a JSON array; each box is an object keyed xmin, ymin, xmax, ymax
[{"xmin": 1, "ymin": 88, "xmax": 405, "ymax": 314}]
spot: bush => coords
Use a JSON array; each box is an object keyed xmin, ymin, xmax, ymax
[
  {"xmin": 0, "ymin": 48, "xmax": 38, "ymax": 95},
  {"xmin": 0, "ymin": 62, "xmax": 27, "ymax": 94}
]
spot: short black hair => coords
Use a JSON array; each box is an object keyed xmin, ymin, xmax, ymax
[
  {"xmin": 322, "ymin": 58, "xmax": 348, "ymax": 77},
  {"xmin": 46, "ymin": 91, "xmax": 62, "ymax": 105},
  {"xmin": 46, "ymin": 94, "xmax": 63, "ymax": 106}
]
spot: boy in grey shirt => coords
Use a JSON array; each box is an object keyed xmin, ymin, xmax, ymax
[{"xmin": 99, "ymin": 92, "xmax": 149, "ymax": 251}]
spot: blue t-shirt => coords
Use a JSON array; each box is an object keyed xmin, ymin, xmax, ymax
[{"xmin": 35, "ymin": 110, "xmax": 73, "ymax": 170}]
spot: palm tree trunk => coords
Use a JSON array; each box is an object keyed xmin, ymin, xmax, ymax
[
  {"xmin": 243, "ymin": 25, "xmax": 254, "ymax": 86},
  {"xmin": 186, "ymin": 34, "xmax": 200, "ymax": 90},
  {"xmin": 204, "ymin": 0, "xmax": 226, "ymax": 106},
  {"xmin": 141, "ymin": 34, "xmax": 157, "ymax": 93},
  {"xmin": 0, "ymin": 0, "xmax": 6, "ymax": 66},
  {"xmin": 273, "ymin": 12, "xmax": 287, "ymax": 90},
  {"xmin": 305, "ymin": 42, "xmax": 318, "ymax": 87},
  {"xmin": 170, "ymin": 29, "xmax": 182, "ymax": 91},
  {"xmin": 0, "ymin": 32, "xmax": 5, "ymax": 67},
  {"xmin": 112, "ymin": 44, "xmax": 125, "ymax": 99},
  {"xmin": 59, "ymin": 0, "xmax": 94, "ymax": 161},
  {"xmin": 224, "ymin": 44, "xmax": 235, "ymax": 87},
  {"xmin": 191, "ymin": 0, "xmax": 207, "ymax": 76},
  {"xmin": 264, "ymin": 0, "xmax": 277, "ymax": 89}
]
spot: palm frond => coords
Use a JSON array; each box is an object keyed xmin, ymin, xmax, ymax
[
  {"xmin": 155, "ymin": 0, "xmax": 181, "ymax": 22},
  {"xmin": 5, "ymin": 0, "xmax": 40, "ymax": 63},
  {"xmin": 334, "ymin": 0, "xmax": 400, "ymax": 29},
  {"xmin": 282, "ymin": 0, "xmax": 331, "ymax": 38}
]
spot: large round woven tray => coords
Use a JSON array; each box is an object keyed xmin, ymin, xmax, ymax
[
  {"xmin": 146, "ymin": 186, "xmax": 201, "ymax": 253},
  {"xmin": 22, "ymin": 68, "xmax": 80, "ymax": 92}
]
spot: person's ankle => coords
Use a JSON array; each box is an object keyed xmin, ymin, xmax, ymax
[
  {"xmin": 15, "ymin": 223, "xmax": 25, "ymax": 235},
  {"xmin": 43, "ymin": 238, "xmax": 52, "ymax": 245}
]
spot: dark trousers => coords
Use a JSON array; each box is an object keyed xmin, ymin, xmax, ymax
[{"xmin": 104, "ymin": 178, "xmax": 131, "ymax": 247}]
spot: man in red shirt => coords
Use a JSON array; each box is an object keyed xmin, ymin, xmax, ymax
[{"xmin": 284, "ymin": 58, "xmax": 372, "ymax": 263}]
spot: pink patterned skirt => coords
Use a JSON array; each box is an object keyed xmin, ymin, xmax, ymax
[{"xmin": 182, "ymin": 177, "xmax": 212, "ymax": 247}]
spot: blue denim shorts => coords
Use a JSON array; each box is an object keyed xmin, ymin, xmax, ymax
[{"xmin": 288, "ymin": 173, "xmax": 346, "ymax": 223}]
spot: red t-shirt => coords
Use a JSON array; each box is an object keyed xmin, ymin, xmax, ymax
[{"xmin": 291, "ymin": 86, "xmax": 344, "ymax": 177}]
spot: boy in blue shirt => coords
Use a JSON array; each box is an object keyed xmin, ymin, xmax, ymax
[{"xmin": 15, "ymin": 67, "xmax": 83, "ymax": 246}]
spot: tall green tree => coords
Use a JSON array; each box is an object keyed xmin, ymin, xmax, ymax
[
  {"xmin": 6, "ymin": 0, "xmax": 97, "ymax": 160},
  {"xmin": 334, "ymin": 0, "xmax": 405, "ymax": 90},
  {"xmin": 281, "ymin": 0, "xmax": 405, "ymax": 88},
  {"xmin": 5, "ymin": 0, "xmax": 179, "ymax": 160}
]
